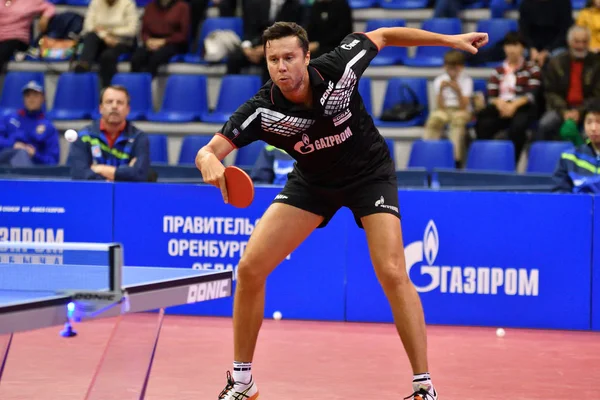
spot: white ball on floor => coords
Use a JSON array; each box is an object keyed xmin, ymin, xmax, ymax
[
  {"xmin": 64, "ymin": 129, "xmax": 78, "ymax": 143},
  {"xmin": 273, "ymin": 311, "xmax": 282, "ymax": 320},
  {"xmin": 496, "ymin": 328, "xmax": 505, "ymax": 338}
]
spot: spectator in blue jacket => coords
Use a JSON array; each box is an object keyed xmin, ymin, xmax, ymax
[
  {"xmin": 250, "ymin": 144, "xmax": 295, "ymax": 185},
  {"xmin": 67, "ymin": 85, "xmax": 150, "ymax": 181},
  {"xmin": 0, "ymin": 81, "xmax": 59, "ymax": 167},
  {"xmin": 552, "ymin": 99, "xmax": 600, "ymax": 193}
]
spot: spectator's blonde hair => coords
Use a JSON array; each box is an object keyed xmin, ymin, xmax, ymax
[{"xmin": 443, "ymin": 50, "xmax": 465, "ymax": 66}]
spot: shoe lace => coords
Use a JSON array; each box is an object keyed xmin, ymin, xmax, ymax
[
  {"xmin": 403, "ymin": 388, "xmax": 436, "ymax": 400},
  {"xmin": 218, "ymin": 371, "xmax": 236, "ymax": 399}
]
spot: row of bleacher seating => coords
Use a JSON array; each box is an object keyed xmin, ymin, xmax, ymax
[
  {"xmin": 0, "ymin": 71, "xmax": 490, "ymax": 126},
  {"xmin": 0, "ymin": 163, "xmax": 556, "ymax": 190},
  {"xmin": 152, "ymin": 136, "xmax": 567, "ymax": 175}
]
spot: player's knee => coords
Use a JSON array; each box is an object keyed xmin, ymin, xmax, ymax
[
  {"xmin": 236, "ymin": 256, "xmax": 269, "ymax": 287},
  {"xmin": 375, "ymin": 258, "xmax": 410, "ymax": 291}
]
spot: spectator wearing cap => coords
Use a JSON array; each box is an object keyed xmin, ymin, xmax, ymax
[{"xmin": 0, "ymin": 81, "xmax": 59, "ymax": 167}]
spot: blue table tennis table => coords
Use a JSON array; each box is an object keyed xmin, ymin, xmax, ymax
[
  {"xmin": 0, "ymin": 264, "xmax": 233, "ymax": 336},
  {"xmin": 0, "ymin": 241, "xmax": 233, "ymax": 397}
]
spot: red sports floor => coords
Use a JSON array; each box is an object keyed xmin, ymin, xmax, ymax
[{"xmin": 1, "ymin": 314, "xmax": 599, "ymax": 399}]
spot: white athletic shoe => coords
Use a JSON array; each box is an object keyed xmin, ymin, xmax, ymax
[
  {"xmin": 404, "ymin": 383, "xmax": 438, "ymax": 400},
  {"xmin": 218, "ymin": 371, "xmax": 259, "ymax": 400}
]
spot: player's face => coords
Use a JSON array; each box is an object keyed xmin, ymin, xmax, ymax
[
  {"xmin": 265, "ymin": 36, "xmax": 309, "ymax": 92},
  {"xmin": 585, "ymin": 112, "xmax": 600, "ymax": 144},
  {"xmin": 100, "ymin": 88, "xmax": 130, "ymax": 125}
]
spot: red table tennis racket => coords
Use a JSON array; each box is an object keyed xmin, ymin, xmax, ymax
[{"xmin": 224, "ymin": 166, "xmax": 254, "ymax": 208}]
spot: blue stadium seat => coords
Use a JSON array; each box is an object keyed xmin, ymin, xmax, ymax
[
  {"xmin": 358, "ymin": 77, "xmax": 373, "ymax": 115},
  {"xmin": 201, "ymin": 75, "xmax": 262, "ymax": 123},
  {"xmin": 65, "ymin": 0, "xmax": 90, "ymax": 5},
  {"xmin": 148, "ymin": 134, "xmax": 169, "ymax": 164},
  {"xmin": 148, "ymin": 75, "xmax": 208, "ymax": 123},
  {"xmin": 110, "ymin": 73, "xmax": 153, "ymax": 120},
  {"xmin": 47, "ymin": 73, "xmax": 99, "ymax": 120},
  {"xmin": 466, "ymin": 140, "xmax": 515, "ymax": 171},
  {"xmin": 572, "ymin": 0, "xmax": 586, "ymax": 9},
  {"xmin": 477, "ymin": 18, "xmax": 518, "ymax": 47},
  {"xmin": 476, "ymin": 19, "xmax": 518, "ymax": 67},
  {"xmin": 364, "ymin": 20, "xmax": 408, "ymax": 65},
  {"xmin": 378, "ymin": 0, "xmax": 429, "ymax": 9},
  {"xmin": 0, "ymin": 72, "xmax": 45, "ymax": 116},
  {"xmin": 374, "ymin": 78, "xmax": 428, "ymax": 127},
  {"xmin": 408, "ymin": 139, "xmax": 455, "ymax": 170},
  {"xmin": 136, "ymin": 0, "xmax": 151, "ymax": 6},
  {"xmin": 404, "ymin": 19, "xmax": 462, "ymax": 67},
  {"xmin": 178, "ymin": 135, "xmax": 213, "ymax": 165},
  {"xmin": 349, "ymin": 0, "xmax": 378, "ymax": 8},
  {"xmin": 235, "ymin": 140, "xmax": 267, "ymax": 167},
  {"xmin": 179, "ymin": 17, "xmax": 244, "ymax": 64},
  {"xmin": 526, "ymin": 141, "xmax": 574, "ymax": 174}
]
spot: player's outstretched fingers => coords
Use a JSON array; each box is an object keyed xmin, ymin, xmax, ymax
[{"xmin": 219, "ymin": 173, "xmax": 229, "ymax": 204}]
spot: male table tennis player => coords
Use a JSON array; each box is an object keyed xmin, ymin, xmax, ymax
[{"xmin": 196, "ymin": 21, "xmax": 488, "ymax": 400}]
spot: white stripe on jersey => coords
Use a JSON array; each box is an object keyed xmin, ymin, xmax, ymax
[
  {"xmin": 323, "ymin": 49, "xmax": 367, "ymax": 116},
  {"xmin": 240, "ymin": 107, "xmax": 315, "ymax": 137}
]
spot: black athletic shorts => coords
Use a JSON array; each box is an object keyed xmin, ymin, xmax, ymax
[{"xmin": 271, "ymin": 172, "xmax": 401, "ymax": 229}]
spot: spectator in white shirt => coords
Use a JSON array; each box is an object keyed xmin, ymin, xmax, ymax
[
  {"xmin": 423, "ymin": 50, "xmax": 473, "ymax": 168},
  {"xmin": 72, "ymin": 0, "xmax": 138, "ymax": 87}
]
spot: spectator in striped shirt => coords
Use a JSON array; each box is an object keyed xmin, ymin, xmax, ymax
[{"xmin": 474, "ymin": 31, "xmax": 541, "ymax": 162}]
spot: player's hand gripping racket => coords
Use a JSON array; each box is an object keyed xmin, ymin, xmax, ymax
[{"xmin": 223, "ymin": 166, "xmax": 254, "ymax": 208}]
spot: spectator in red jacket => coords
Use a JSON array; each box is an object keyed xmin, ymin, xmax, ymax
[
  {"xmin": 130, "ymin": 0, "xmax": 190, "ymax": 78},
  {"xmin": 474, "ymin": 31, "xmax": 542, "ymax": 161}
]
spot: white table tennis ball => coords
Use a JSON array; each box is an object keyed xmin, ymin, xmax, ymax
[
  {"xmin": 64, "ymin": 129, "xmax": 78, "ymax": 143},
  {"xmin": 496, "ymin": 328, "xmax": 505, "ymax": 338},
  {"xmin": 273, "ymin": 311, "xmax": 282, "ymax": 320}
]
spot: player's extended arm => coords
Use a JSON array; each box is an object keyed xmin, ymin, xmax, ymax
[
  {"xmin": 365, "ymin": 27, "xmax": 489, "ymax": 55},
  {"xmin": 195, "ymin": 135, "xmax": 236, "ymax": 203}
]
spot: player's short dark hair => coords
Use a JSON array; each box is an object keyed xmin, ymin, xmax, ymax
[
  {"xmin": 443, "ymin": 50, "xmax": 465, "ymax": 66},
  {"xmin": 503, "ymin": 31, "xmax": 525, "ymax": 47},
  {"xmin": 100, "ymin": 84, "xmax": 130, "ymax": 105},
  {"xmin": 262, "ymin": 22, "xmax": 310, "ymax": 55}
]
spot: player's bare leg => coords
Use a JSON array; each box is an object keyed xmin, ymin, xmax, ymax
[
  {"xmin": 361, "ymin": 213, "xmax": 437, "ymax": 400},
  {"xmin": 219, "ymin": 203, "xmax": 323, "ymax": 400}
]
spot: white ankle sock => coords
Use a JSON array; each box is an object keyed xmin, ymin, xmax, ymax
[
  {"xmin": 232, "ymin": 361, "xmax": 252, "ymax": 384},
  {"xmin": 413, "ymin": 372, "xmax": 435, "ymax": 395}
]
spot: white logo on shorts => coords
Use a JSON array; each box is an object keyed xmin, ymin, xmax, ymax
[
  {"xmin": 274, "ymin": 194, "xmax": 288, "ymax": 200},
  {"xmin": 375, "ymin": 195, "xmax": 399, "ymax": 213}
]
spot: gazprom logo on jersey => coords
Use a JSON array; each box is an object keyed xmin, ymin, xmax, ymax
[
  {"xmin": 405, "ymin": 220, "xmax": 539, "ymax": 296},
  {"xmin": 294, "ymin": 127, "xmax": 353, "ymax": 155}
]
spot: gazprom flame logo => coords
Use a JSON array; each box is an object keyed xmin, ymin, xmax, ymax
[
  {"xmin": 423, "ymin": 220, "xmax": 438, "ymax": 266},
  {"xmin": 294, "ymin": 133, "xmax": 315, "ymax": 154},
  {"xmin": 404, "ymin": 220, "xmax": 540, "ymax": 296},
  {"xmin": 405, "ymin": 220, "xmax": 441, "ymax": 293}
]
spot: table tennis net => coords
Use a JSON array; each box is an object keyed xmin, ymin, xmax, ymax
[{"xmin": 0, "ymin": 243, "xmax": 118, "ymax": 293}]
